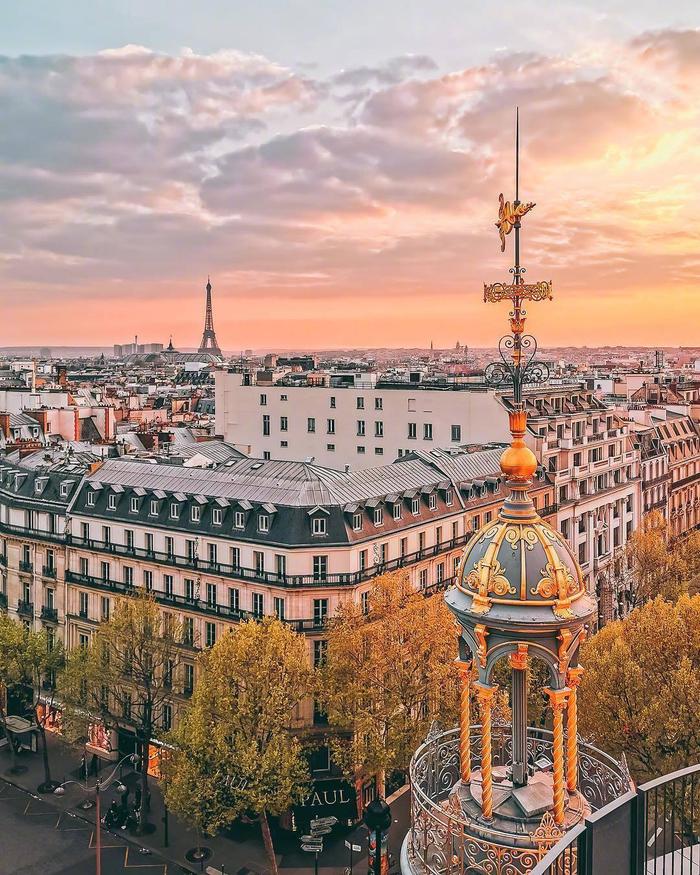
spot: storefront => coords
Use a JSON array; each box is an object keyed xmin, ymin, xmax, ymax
[{"xmin": 293, "ymin": 778, "xmax": 358, "ymax": 832}]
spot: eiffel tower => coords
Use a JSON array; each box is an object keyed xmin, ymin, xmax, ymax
[{"xmin": 198, "ymin": 277, "xmax": 222, "ymax": 356}]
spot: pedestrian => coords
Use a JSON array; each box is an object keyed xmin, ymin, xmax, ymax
[
  {"xmin": 145, "ymin": 787, "xmax": 151, "ymax": 812},
  {"xmin": 134, "ymin": 785, "xmax": 142, "ymax": 811},
  {"xmin": 121, "ymin": 785, "xmax": 130, "ymax": 809},
  {"xmin": 80, "ymin": 753, "xmax": 86, "ymax": 781},
  {"xmin": 90, "ymin": 753, "xmax": 100, "ymax": 776}
]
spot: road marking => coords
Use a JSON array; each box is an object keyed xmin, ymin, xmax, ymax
[{"xmin": 123, "ymin": 846, "xmax": 168, "ymax": 873}]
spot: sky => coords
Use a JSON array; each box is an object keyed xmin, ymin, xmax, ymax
[{"xmin": 1, "ymin": 1, "xmax": 699, "ymax": 350}]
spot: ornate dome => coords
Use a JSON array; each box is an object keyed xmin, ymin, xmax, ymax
[{"xmin": 454, "ymin": 486, "xmax": 595, "ymax": 626}]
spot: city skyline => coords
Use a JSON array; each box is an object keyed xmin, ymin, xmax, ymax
[{"xmin": 1, "ymin": 4, "xmax": 699, "ymax": 348}]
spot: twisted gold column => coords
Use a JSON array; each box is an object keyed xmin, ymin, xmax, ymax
[
  {"xmin": 474, "ymin": 684, "xmax": 498, "ymax": 820},
  {"xmin": 458, "ymin": 660, "xmax": 472, "ymax": 783},
  {"xmin": 545, "ymin": 688, "xmax": 570, "ymax": 826},
  {"xmin": 565, "ymin": 668, "xmax": 584, "ymax": 793}
]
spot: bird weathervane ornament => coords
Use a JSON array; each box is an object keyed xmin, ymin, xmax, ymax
[{"xmin": 483, "ymin": 108, "xmax": 552, "ymax": 415}]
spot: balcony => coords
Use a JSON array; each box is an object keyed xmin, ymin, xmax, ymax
[
  {"xmin": 18, "ymin": 561, "xmax": 33, "ymax": 574},
  {"xmin": 42, "ymin": 565, "xmax": 57, "ymax": 579},
  {"xmin": 40, "ymin": 605, "xmax": 58, "ymax": 623},
  {"xmin": 67, "ymin": 534, "xmax": 472, "ymax": 590},
  {"xmin": 17, "ymin": 600, "xmax": 33, "ymax": 618},
  {"xmin": 532, "ymin": 763, "xmax": 700, "ymax": 875},
  {"xmin": 403, "ymin": 725, "xmax": 629, "ymax": 875}
]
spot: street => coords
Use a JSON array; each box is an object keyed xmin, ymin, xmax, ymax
[{"xmin": 0, "ymin": 780, "xmax": 172, "ymax": 875}]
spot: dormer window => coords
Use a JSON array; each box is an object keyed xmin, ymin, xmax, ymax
[
  {"xmin": 87, "ymin": 492, "xmax": 95, "ymax": 507},
  {"xmin": 373, "ymin": 507, "xmax": 383, "ymax": 527},
  {"xmin": 445, "ymin": 489, "xmax": 453, "ymax": 506},
  {"xmin": 170, "ymin": 503, "xmax": 179, "ymax": 519},
  {"xmin": 312, "ymin": 517, "xmax": 327, "ymax": 536},
  {"xmin": 428, "ymin": 494, "xmax": 437, "ymax": 511},
  {"xmin": 130, "ymin": 497, "xmax": 139, "ymax": 513},
  {"xmin": 352, "ymin": 511, "xmax": 363, "ymax": 532},
  {"xmin": 150, "ymin": 500, "xmax": 158, "ymax": 516},
  {"xmin": 34, "ymin": 481, "xmax": 42, "ymax": 494},
  {"xmin": 234, "ymin": 511, "xmax": 245, "ymax": 529},
  {"xmin": 191, "ymin": 506, "xmax": 200, "ymax": 523},
  {"xmin": 258, "ymin": 514, "xmax": 270, "ymax": 533},
  {"xmin": 108, "ymin": 494, "xmax": 116, "ymax": 511},
  {"xmin": 411, "ymin": 497, "xmax": 420, "ymax": 515},
  {"xmin": 212, "ymin": 508, "xmax": 222, "ymax": 526},
  {"xmin": 60, "ymin": 483, "xmax": 69, "ymax": 498},
  {"xmin": 393, "ymin": 504, "xmax": 402, "ymax": 521}
]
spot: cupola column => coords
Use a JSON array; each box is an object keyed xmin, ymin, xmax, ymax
[
  {"xmin": 458, "ymin": 660, "xmax": 472, "ymax": 783},
  {"xmin": 565, "ymin": 667, "xmax": 584, "ymax": 793},
  {"xmin": 509, "ymin": 645, "xmax": 529, "ymax": 787},
  {"xmin": 474, "ymin": 683, "xmax": 498, "ymax": 820},
  {"xmin": 545, "ymin": 687, "xmax": 571, "ymax": 826}
]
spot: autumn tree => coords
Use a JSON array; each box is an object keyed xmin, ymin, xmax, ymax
[
  {"xmin": 163, "ymin": 619, "xmax": 312, "ymax": 875},
  {"xmin": 0, "ymin": 612, "xmax": 63, "ymax": 788},
  {"xmin": 321, "ymin": 571, "xmax": 459, "ymax": 797},
  {"xmin": 579, "ymin": 594, "xmax": 700, "ymax": 782},
  {"xmin": 60, "ymin": 592, "xmax": 184, "ymax": 833}
]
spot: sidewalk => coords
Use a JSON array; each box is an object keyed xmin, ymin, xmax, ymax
[{"xmin": 0, "ymin": 732, "xmax": 409, "ymax": 875}]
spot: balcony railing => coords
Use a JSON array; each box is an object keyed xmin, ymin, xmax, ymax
[
  {"xmin": 18, "ymin": 560, "xmax": 33, "ymax": 573},
  {"xmin": 405, "ymin": 725, "xmax": 630, "ymax": 875},
  {"xmin": 40, "ymin": 605, "xmax": 58, "ymax": 623},
  {"xmin": 17, "ymin": 600, "xmax": 34, "ymax": 618},
  {"xmin": 67, "ymin": 534, "xmax": 470, "ymax": 589},
  {"xmin": 42, "ymin": 565, "xmax": 57, "ymax": 578},
  {"xmin": 532, "ymin": 763, "xmax": 700, "ymax": 875}
]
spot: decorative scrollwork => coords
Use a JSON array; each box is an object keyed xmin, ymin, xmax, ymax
[
  {"xmin": 483, "ymin": 280, "xmax": 553, "ymax": 303},
  {"xmin": 522, "ymin": 360, "xmax": 550, "ymax": 386}
]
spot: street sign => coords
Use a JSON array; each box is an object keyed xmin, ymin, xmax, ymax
[
  {"xmin": 311, "ymin": 816, "xmax": 338, "ymax": 827},
  {"xmin": 345, "ymin": 840, "xmax": 362, "ymax": 853},
  {"xmin": 302, "ymin": 836, "xmax": 323, "ymax": 844},
  {"xmin": 301, "ymin": 845, "xmax": 322, "ymax": 853},
  {"xmin": 311, "ymin": 826, "xmax": 333, "ymax": 836}
]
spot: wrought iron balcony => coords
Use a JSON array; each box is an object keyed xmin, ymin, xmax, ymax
[
  {"xmin": 403, "ymin": 725, "xmax": 630, "ymax": 875},
  {"xmin": 18, "ymin": 560, "xmax": 33, "ymax": 573},
  {"xmin": 40, "ymin": 605, "xmax": 58, "ymax": 623},
  {"xmin": 42, "ymin": 565, "xmax": 57, "ymax": 579},
  {"xmin": 17, "ymin": 599, "xmax": 34, "ymax": 618}
]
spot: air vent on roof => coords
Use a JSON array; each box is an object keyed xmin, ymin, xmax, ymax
[{"xmin": 250, "ymin": 462, "xmax": 264, "ymax": 470}]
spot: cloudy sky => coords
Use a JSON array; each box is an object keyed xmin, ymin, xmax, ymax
[{"xmin": 1, "ymin": 1, "xmax": 699, "ymax": 350}]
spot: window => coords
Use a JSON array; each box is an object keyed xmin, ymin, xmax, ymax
[
  {"xmin": 361, "ymin": 591, "xmax": 369, "ymax": 614},
  {"xmin": 165, "ymin": 536, "xmax": 174, "ymax": 557},
  {"xmin": 445, "ymin": 489, "xmax": 453, "ymax": 506},
  {"xmin": 262, "ymin": 414, "xmax": 270, "ymax": 436},
  {"xmin": 100, "ymin": 597, "xmax": 110, "ymax": 621},
  {"xmin": 212, "ymin": 508, "xmax": 222, "ymax": 526},
  {"xmin": 191, "ymin": 505, "xmax": 200, "ymax": 523},
  {"xmin": 183, "ymin": 662, "xmax": 194, "ymax": 691},
  {"xmin": 280, "ymin": 440, "xmax": 288, "ymax": 447},
  {"xmin": 436, "ymin": 526, "xmax": 443, "ymax": 545},
  {"xmin": 451, "ymin": 424, "xmax": 462, "ymax": 442},
  {"xmin": 411, "ymin": 497, "xmax": 420, "ymax": 515},
  {"xmin": 163, "ymin": 574, "xmax": 173, "ymax": 597},
  {"xmin": 125, "ymin": 529, "xmax": 134, "ymax": 550},
  {"xmin": 79, "ymin": 633, "xmax": 90, "ymax": 650},
  {"xmin": 373, "ymin": 507, "xmax": 383, "ymax": 527},
  {"xmin": 79, "ymin": 592, "xmax": 89, "ymax": 618},
  {"xmin": 275, "ymin": 554, "xmax": 286, "ymax": 577},
  {"xmin": 313, "ymin": 556, "xmax": 328, "ymax": 582},
  {"xmin": 107, "ymin": 494, "xmax": 116, "ymax": 510},
  {"xmin": 170, "ymin": 503, "xmax": 179, "ymax": 519},
  {"xmin": 274, "ymin": 597, "xmax": 285, "ymax": 620},
  {"xmin": 260, "ymin": 393, "xmax": 267, "ymax": 406},
  {"xmin": 327, "ymin": 418, "xmax": 335, "ymax": 434},
  {"xmin": 208, "ymin": 543, "xmax": 218, "ymax": 566},
  {"xmin": 206, "ymin": 583, "xmax": 217, "ymax": 607},
  {"xmin": 186, "ymin": 539, "xmax": 196, "ymax": 561},
  {"xmin": 230, "ymin": 546, "xmax": 240, "ymax": 568},
  {"xmin": 359, "ymin": 549, "xmax": 368, "ymax": 571},
  {"xmin": 254, "ymin": 551, "xmax": 265, "ymax": 574},
  {"xmin": 313, "ymin": 598, "xmax": 329, "ymax": 624},
  {"xmin": 400, "ymin": 537, "xmax": 408, "ymax": 557},
  {"xmin": 352, "ymin": 512, "xmax": 363, "ymax": 532},
  {"xmin": 327, "ymin": 444, "xmax": 335, "ymax": 451},
  {"xmin": 258, "ymin": 514, "xmax": 270, "ymax": 533},
  {"xmin": 428, "ymin": 494, "xmax": 437, "ymax": 510},
  {"xmin": 374, "ymin": 447, "xmax": 383, "ymax": 455},
  {"xmin": 312, "ymin": 517, "xmax": 327, "ymax": 536},
  {"xmin": 424, "ymin": 423, "xmax": 433, "ymax": 440},
  {"xmin": 252, "ymin": 592, "xmax": 264, "ymax": 618},
  {"xmin": 330, "ymin": 396, "xmax": 336, "ymax": 408},
  {"xmin": 130, "ymin": 497, "xmax": 139, "ymax": 513},
  {"xmin": 229, "ymin": 587, "xmax": 240, "ymax": 613},
  {"xmin": 408, "ymin": 423, "xmax": 417, "ymax": 440},
  {"xmin": 357, "ymin": 446, "xmax": 366, "ymax": 454},
  {"xmin": 80, "ymin": 521, "xmax": 90, "ymax": 542},
  {"xmin": 183, "ymin": 621, "xmax": 194, "ymax": 648},
  {"xmin": 234, "ymin": 510, "xmax": 245, "ymax": 529},
  {"xmin": 123, "ymin": 566, "xmax": 133, "ymax": 587},
  {"xmin": 419, "ymin": 531, "xmax": 426, "ymax": 552},
  {"xmin": 313, "ymin": 639, "xmax": 328, "ymax": 668},
  {"xmin": 162, "ymin": 704, "xmax": 172, "ymax": 732},
  {"xmin": 437, "ymin": 562, "xmax": 445, "ymax": 583},
  {"xmin": 280, "ymin": 416, "xmax": 288, "ymax": 432},
  {"xmin": 143, "ymin": 570, "xmax": 153, "ymax": 591},
  {"xmin": 393, "ymin": 503, "xmax": 402, "ymax": 521},
  {"xmin": 150, "ymin": 500, "xmax": 158, "ymax": 516},
  {"xmin": 87, "ymin": 492, "xmax": 95, "ymax": 507},
  {"xmin": 280, "ymin": 393, "xmax": 287, "ymax": 401},
  {"xmin": 100, "ymin": 561, "xmax": 110, "ymax": 582},
  {"xmin": 357, "ymin": 420, "xmax": 366, "ymax": 436},
  {"xmin": 357, "ymin": 397, "xmax": 365, "ymax": 409},
  {"xmin": 185, "ymin": 578, "xmax": 195, "ymax": 601},
  {"xmin": 102, "ymin": 525, "xmax": 111, "ymax": 544},
  {"xmin": 205, "ymin": 622, "xmax": 216, "ymax": 648},
  {"xmin": 79, "ymin": 556, "xmax": 88, "ymax": 576},
  {"xmin": 307, "ymin": 417, "xmax": 316, "ymax": 433},
  {"xmin": 375, "ymin": 397, "xmax": 383, "ymax": 410},
  {"xmin": 375, "ymin": 421, "xmax": 384, "ymax": 437},
  {"xmin": 419, "ymin": 569, "xmax": 428, "ymax": 589}
]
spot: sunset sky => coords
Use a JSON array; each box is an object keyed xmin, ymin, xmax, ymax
[{"xmin": 1, "ymin": 2, "xmax": 699, "ymax": 350}]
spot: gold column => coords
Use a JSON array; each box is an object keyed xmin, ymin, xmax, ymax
[
  {"xmin": 565, "ymin": 668, "xmax": 584, "ymax": 793},
  {"xmin": 474, "ymin": 684, "xmax": 498, "ymax": 820},
  {"xmin": 458, "ymin": 661, "xmax": 472, "ymax": 783},
  {"xmin": 545, "ymin": 687, "xmax": 570, "ymax": 826}
]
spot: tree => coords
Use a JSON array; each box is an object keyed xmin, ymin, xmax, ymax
[
  {"xmin": 321, "ymin": 571, "xmax": 460, "ymax": 797},
  {"xmin": 163, "ymin": 619, "xmax": 312, "ymax": 875},
  {"xmin": 60, "ymin": 592, "xmax": 184, "ymax": 833},
  {"xmin": 579, "ymin": 594, "xmax": 700, "ymax": 781},
  {"xmin": 0, "ymin": 612, "xmax": 63, "ymax": 788}
]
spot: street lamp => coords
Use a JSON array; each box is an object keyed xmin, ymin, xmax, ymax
[
  {"xmin": 54, "ymin": 753, "xmax": 139, "ymax": 875},
  {"xmin": 363, "ymin": 798, "xmax": 391, "ymax": 875}
]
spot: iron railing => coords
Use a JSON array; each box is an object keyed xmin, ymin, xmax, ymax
[{"xmin": 532, "ymin": 763, "xmax": 700, "ymax": 875}]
